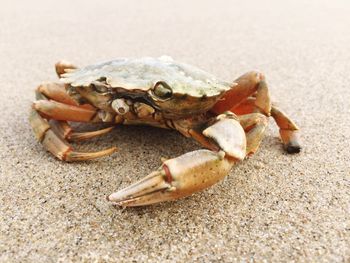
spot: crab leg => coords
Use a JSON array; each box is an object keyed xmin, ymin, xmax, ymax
[
  {"xmin": 50, "ymin": 120, "xmax": 72, "ymax": 139},
  {"xmin": 271, "ymin": 106, "xmax": 300, "ymax": 153},
  {"xmin": 30, "ymin": 78, "xmax": 117, "ymax": 161},
  {"xmin": 30, "ymin": 109, "xmax": 117, "ymax": 161},
  {"xmin": 36, "ymin": 82, "xmax": 95, "ymax": 110},
  {"xmin": 48, "ymin": 120, "xmax": 114, "ymax": 142},
  {"xmin": 230, "ymin": 97, "xmax": 256, "ymax": 115},
  {"xmin": 212, "ymin": 71, "xmax": 301, "ymax": 153},
  {"xmin": 37, "ymin": 82, "xmax": 78, "ymax": 106},
  {"xmin": 33, "ymin": 100, "xmax": 99, "ymax": 122},
  {"xmin": 36, "ymin": 79, "xmax": 112, "ymax": 141},
  {"xmin": 238, "ymin": 113, "xmax": 268, "ymax": 155},
  {"xmin": 108, "ymin": 113, "xmax": 246, "ymax": 206},
  {"xmin": 233, "ymin": 100, "xmax": 301, "ymax": 153},
  {"xmin": 55, "ymin": 60, "xmax": 77, "ymax": 77},
  {"xmin": 212, "ymin": 71, "xmax": 271, "ymax": 115},
  {"xmin": 232, "ymin": 100, "xmax": 301, "ymax": 153}
]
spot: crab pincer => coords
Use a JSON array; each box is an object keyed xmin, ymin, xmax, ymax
[{"xmin": 108, "ymin": 114, "xmax": 246, "ymax": 206}]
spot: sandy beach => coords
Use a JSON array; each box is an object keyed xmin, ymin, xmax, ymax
[{"xmin": 0, "ymin": 0, "xmax": 349, "ymax": 261}]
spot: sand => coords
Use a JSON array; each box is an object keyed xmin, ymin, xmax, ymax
[{"xmin": 0, "ymin": 0, "xmax": 349, "ymax": 262}]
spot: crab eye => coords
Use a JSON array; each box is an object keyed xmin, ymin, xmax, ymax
[
  {"xmin": 153, "ymin": 81, "xmax": 172, "ymax": 100},
  {"xmin": 92, "ymin": 83, "xmax": 109, "ymax": 93}
]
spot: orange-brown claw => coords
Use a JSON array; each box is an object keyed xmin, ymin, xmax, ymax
[
  {"xmin": 108, "ymin": 150, "xmax": 234, "ymax": 206},
  {"xmin": 108, "ymin": 113, "xmax": 246, "ymax": 207}
]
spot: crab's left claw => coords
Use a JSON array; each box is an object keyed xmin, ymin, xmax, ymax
[{"xmin": 108, "ymin": 114, "xmax": 246, "ymax": 207}]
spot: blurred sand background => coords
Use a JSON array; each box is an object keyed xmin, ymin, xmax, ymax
[{"xmin": 0, "ymin": 0, "xmax": 349, "ymax": 262}]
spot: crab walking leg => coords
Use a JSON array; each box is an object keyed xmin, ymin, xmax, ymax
[
  {"xmin": 37, "ymin": 82, "xmax": 78, "ymax": 106},
  {"xmin": 271, "ymin": 105, "xmax": 300, "ymax": 153},
  {"xmin": 29, "ymin": 109, "xmax": 117, "ymax": 161},
  {"xmin": 48, "ymin": 120, "xmax": 114, "ymax": 142},
  {"xmin": 232, "ymin": 99, "xmax": 301, "ymax": 153},
  {"xmin": 50, "ymin": 120, "xmax": 72, "ymax": 138},
  {"xmin": 238, "ymin": 113, "xmax": 269, "ymax": 155},
  {"xmin": 31, "ymin": 85, "xmax": 117, "ymax": 161},
  {"xmin": 108, "ymin": 113, "xmax": 246, "ymax": 207},
  {"xmin": 33, "ymin": 100, "xmax": 99, "ymax": 122},
  {"xmin": 36, "ymin": 82, "xmax": 95, "ymax": 110},
  {"xmin": 35, "ymin": 84, "xmax": 113, "ymax": 141},
  {"xmin": 211, "ymin": 71, "xmax": 271, "ymax": 116},
  {"xmin": 67, "ymin": 127, "xmax": 115, "ymax": 142},
  {"xmin": 212, "ymin": 71, "xmax": 301, "ymax": 153},
  {"xmin": 55, "ymin": 60, "xmax": 77, "ymax": 77},
  {"xmin": 230, "ymin": 97, "xmax": 256, "ymax": 115}
]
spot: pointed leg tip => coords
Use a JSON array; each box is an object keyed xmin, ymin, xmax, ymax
[
  {"xmin": 68, "ymin": 126, "xmax": 115, "ymax": 141},
  {"xmin": 106, "ymin": 190, "xmax": 123, "ymax": 203},
  {"xmin": 107, "ymin": 191, "xmax": 132, "ymax": 206},
  {"xmin": 106, "ymin": 195, "xmax": 124, "ymax": 208},
  {"xmin": 107, "ymin": 194, "xmax": 129, "ymax": 207},
  {"xmin": 99, "ymin": 146, "xmax": 118, "ymax": 157},
  {"xmin": 66, "ymin": 146, "xmax": 118, "ymax": 161},
  {"xmin": 32, "ymin": 101, "xmax": 39, "ymax": 109},
  {"xmin": 106, "ymin": 192, "xmax": 116, "ymax": 202},
  {"xmin": 285, "ymin": 143, "xmax": 301, "ymax": 154}
]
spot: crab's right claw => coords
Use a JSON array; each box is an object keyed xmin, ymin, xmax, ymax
[
  {"xmin": 108, "ymin": 113, "xmax": 247, "ymax": 207},
  {"xmin": 108, "ymin": 150, "xmax": 235, "ymax": 207}
]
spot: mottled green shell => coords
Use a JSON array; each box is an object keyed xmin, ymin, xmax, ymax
[{"xmin": 61, "ymin": 56, "xmax": 231, "ymax": 98}]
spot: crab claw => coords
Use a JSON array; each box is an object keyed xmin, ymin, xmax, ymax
[{"xmin": 108, "ymin": 150, "xmax": 235, "ymax": 207}]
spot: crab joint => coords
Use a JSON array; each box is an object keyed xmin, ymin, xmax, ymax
[{"xmin": 112, "ymin": 99, "xmax": 130, "ymax": 115}]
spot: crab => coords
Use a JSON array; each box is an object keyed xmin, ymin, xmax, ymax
[{"xmin": 30, "ymin": 56, "xmax": 301, "ymax": 207}]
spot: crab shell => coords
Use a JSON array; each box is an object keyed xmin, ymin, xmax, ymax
[{"xmin": 60, "ymin": 56, "xmax": 234, "ymax": 118}]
